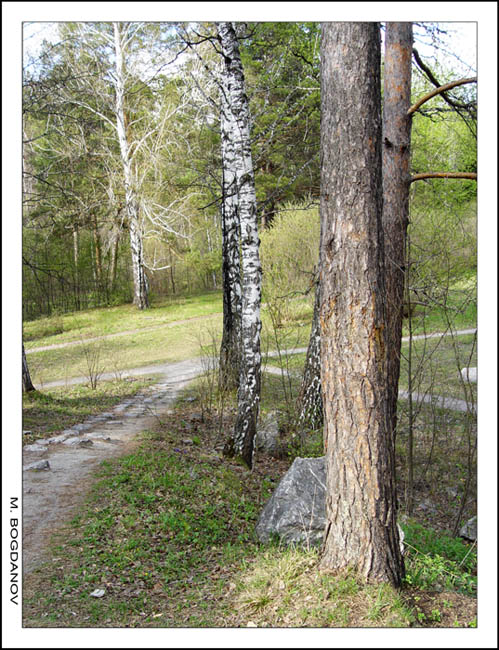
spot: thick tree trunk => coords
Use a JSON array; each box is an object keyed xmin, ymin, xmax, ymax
[
  {"xmin": 383, "ymin": 22, "xmax": 413, "ymax": 439},
  {"xmin": 319, "ymin": 22, "xmax": 404, "ymax": 586},
  {"xmin": 219, "ymin": 63, "xmax": 242, "ymax": 391},
  {"xmin": 297, "ymin": 276, "xmax": 323, "ymax": 432},
  {"xmin": 113, "ymin": 22, "xmax": 148, "ymax": 310},
  {"xmin": 217, "ymin": 22, "xmax": 262, "ymax": 469},
  {"xmin": 22, "ymin": 343, "xmax": 36, "ymax": 392}
]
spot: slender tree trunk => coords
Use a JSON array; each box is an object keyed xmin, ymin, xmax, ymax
[
  {"xmin": 219, "ymin": 67, "xmax": 242, "ymax": 391},
  {"xmin": 109, "ymin": 223, "xmax": 120, "ymax": 294},
  {"xmin": 382, "ymin": 22, "xmax": 413, "ymax": 439},
  {"xmin": 22, "ymin": 343, "xmax": 36, "ymax": 392},
  {"xmin": 92, "ymin": 213, "xmax": 103, "ymax": 287},
  {"xmin": 113, "ymin": 22, "xmax": 148, "ymax": 310},
  {"xmin": 297, "ymin": 276, "xmax": 323, "ymax": 432},
  {"xmin": 73, "ymin": 225, "xmax": 80, "ymax": 310},
  {"xmin": 319, "ymin": 22, "xmax": 404, "ymax": 586},
  {"xmin": 217, "ymin": 22, "xmax": 262, "ymax": 469}
]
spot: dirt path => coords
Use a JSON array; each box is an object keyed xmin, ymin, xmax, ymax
[{"xmin": 22, "ymin": 360, "xmax": 203, "ymax": 575}]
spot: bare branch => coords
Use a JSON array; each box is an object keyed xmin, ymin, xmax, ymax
[
  {"xmin": 408, "ymin": 77, "xmax": 477, "ymax": 116},
  {"xmin": 410, "ymin": 172, "xmax": 477, "ymax": 183}
]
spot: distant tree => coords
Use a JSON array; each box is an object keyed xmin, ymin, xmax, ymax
[
  {"xmin": 319, "ymin": 22, "xmax": 404, "ymax": 586},
  {"xmin": 22, "ymin": 344, "xmax": 36, "ymax": 392}
]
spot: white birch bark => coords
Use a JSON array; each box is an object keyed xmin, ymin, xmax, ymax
[
  {"xmin": 113, "ymin": 22, "xmax": 148, "ymax": 309},
  {"xmin": 217, "ymin": 22, "xmax": 262, "ymax": 468},
  {"xmin": 297, "ymin": 277, "xmax": 323, "ymax": 432},
  {"xmin": 219, "ymin": 49, "xmax": 242, "ymax": 390}
]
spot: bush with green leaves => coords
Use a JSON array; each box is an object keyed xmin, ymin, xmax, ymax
[{"xmin": 260, "ymin": 202, "xmax": 320, "ymax": 327}]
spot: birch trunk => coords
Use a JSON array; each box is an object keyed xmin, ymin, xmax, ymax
[
  {"xmin": 217, "ymin": 22, "xmax": 262, "ymax": 468},
  {"xmin": 382, "ymin": 22, "xmax": 413, "ymax": 438},
  {"xmin": 319, "ymin": 22, "xmax": 404, "ymax": 586},
  {"xmin": 219, "ymin": 50, "xmax": 243, "ymax": 391},
  {"xmin": 113, "ymin": 22, "xmax": 148, "ymax": 310},
  {"xmin": 297, "ymin": 277, "xmax": 323, "ymax": 432}
]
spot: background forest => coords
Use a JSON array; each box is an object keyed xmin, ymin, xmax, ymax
[{"xmin": 22, "ymin": 21, "xmax": 475, "ymax": 321}]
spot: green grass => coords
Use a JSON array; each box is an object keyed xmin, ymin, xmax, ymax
[
  {"xmin": 24, "ymin": 302, "xmax": 312, "ymax": 387},
  {"xmin": 22, "ymin": 385, "xmax": 477, "ymax": 629},
  {"xmin": 22, "ymin": 378, "xmax": 157, "ymax": 444},
  {"xmin": 401, "ymin": 520, "xmax": 477, "ymax": 595},
  {"xmin": 23, "ymin": 291, "xmax": 224, "ymax": 348},
  {"xmin": 22, "ymin": 411, "xmax": 277, "ymax": 628}
]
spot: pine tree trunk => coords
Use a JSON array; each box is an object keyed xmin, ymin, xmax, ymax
[
  {"xmin": 113, "ymin": 22, "xmax": 148, "ymax": 310},
  {"xmin": 219, "ymin": 63, "xmax": 242, "ymax": 390},
  {"xmin": 319, "ymin": 22, "xmax": 404, "ymax": 586},
  {"xmin": 217, "ymin": 22, "xmax": 262, "ymax": 469},
  {"xmin": 297, "ymin": 277, "xmax": 323, "ymax": 432},
  {"xmin": 22, "ymin": 343, "xmax": 36, "ymax": 392},
  {"xmin": 382, "ymin": 22, "xmax": 413, "ymax": 438}
]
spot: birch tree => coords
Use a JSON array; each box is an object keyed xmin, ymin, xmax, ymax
[
  {"xmin": 112, "ymin": 22, "xmax": 149, "ymax": 308},
  {"xmin": 216, "ymin": 22, "xmax": 262, "ymax": 469},
  {"xmin": 319, "ymin": 22, "xmax": 404, "ymax": 586},
  {"xmin": 218, "ymin": 45, "xmax": 242, "ymax": 389},
  {"xmin": 296, "ymin": 274, "xmax": 323, "ymax": 431}
]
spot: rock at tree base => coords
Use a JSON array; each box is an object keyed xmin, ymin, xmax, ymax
[
  {"xmin": 23, "ymin": 460, "xmax": 50, "ymax": 471},
  {"xmin": 255, "ymin": 456, "xmax": 327, "ymax": 546},
  {"xmin": 459, "ymin": 516, "xmax": 477, "ymax": 541},
  {"xmin": 256, "ymin": 456, "xmax": 406, "ymax": 553}
]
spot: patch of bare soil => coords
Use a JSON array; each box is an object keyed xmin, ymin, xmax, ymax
[{"xmin": 403, "ymin": 589, "xmax": 477, "ymax": 627}]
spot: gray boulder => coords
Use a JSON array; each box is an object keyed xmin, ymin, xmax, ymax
[
  {"xmin": 256, "ymin": 456, "xmax": 327, "ymax": 546},
  {"xmin": 459, "ymin": 516, "xmax": 477, "ymax": 541},
  {"xmin": 256, "ymin": 455, "xmax": 405, "ymax": 553},
  {"xmin": 255, "ymin": 411, "xmax": 285, "ymax": 457}
]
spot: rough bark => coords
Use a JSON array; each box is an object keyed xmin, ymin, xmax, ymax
[
  {"xmin": 113, "ymin": 22, "xmax": 148, "ymax": 310},
  {"xmin": 22, "ymin": 343, "xmax": 36, "ymax": 392},
  {"xmin": 382, "ymin": 22, "xmax": 413, "ymax": 439},
  {"xmin": 217, "ymin": 22, "xmax": 262, "ymax": 469},
  {"xmin": 219, "ymin": 57, "xmax": 242, "ymax": 391},
  {"xmin": 297, "ymin": 276, "xmax": 323, "ymax": 432},
  {"xmin": 319, "ymin": 22, "xmax": 404, "ymax": 586}
]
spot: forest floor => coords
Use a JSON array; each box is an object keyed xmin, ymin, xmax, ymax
[{"xmin": 20, "ymin": 331, "xmax": 479, "ymax": 631}]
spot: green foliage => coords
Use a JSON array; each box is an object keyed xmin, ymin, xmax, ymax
[
  {"xmin": 260, "ymin": 202, "xmax": 319, "ymax": 326},
  {"xmin": 401, "ymin": 520, "xmax": 477, "ymax": 595}
]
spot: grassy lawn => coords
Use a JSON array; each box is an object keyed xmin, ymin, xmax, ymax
[
  {"xmin": 23, "ymin": 392, "xmax": 476, "ymax": 629},
  {"xmin": 24, "ymin": 301, "xmax": 313, "ymax": 386},
  {"xmin": 23, "ymin": 291, "xmax": 224, "ymax": 348}
]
